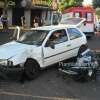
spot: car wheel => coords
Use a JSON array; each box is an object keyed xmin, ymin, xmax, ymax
[
  {"xmin": 78, "ymin": 45, "xmax": 88, "ymax": 57},
  {"xmin": 24, "ymin": 59, "xmax": 40, "ymax": 80}
]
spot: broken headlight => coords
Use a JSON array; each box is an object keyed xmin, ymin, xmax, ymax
[{"xmin": 0, "ymin": 59, "xmax": 13, "ymax": 66}]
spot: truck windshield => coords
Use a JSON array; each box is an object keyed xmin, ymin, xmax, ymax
[
  {"xmin": 60, "ymin": 18, "xmax": 85, "ymax": 25},
  {"xmin": 17, "ymin": 30, "xmax": 49, "ymax": 45}
]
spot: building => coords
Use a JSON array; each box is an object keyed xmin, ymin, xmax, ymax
[
  {"xmin": 0, "ymin": 0, "xmax": 4, "ymax": 15},
  {"xmin": 0, "ymin": 0, "xmax": 58, "ymax": 27}
]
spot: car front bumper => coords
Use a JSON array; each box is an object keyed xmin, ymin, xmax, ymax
[{"xmin": 0, "ymin": 65, "xmax": 24, "ymax": 74}]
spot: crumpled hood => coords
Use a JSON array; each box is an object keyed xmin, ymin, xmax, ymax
[{"xmin": 0, "ymin": 41, "xmax": 35, "ymax": 59}]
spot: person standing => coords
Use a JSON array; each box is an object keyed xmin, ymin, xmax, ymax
[
  {"xmin": 21, "ymin": 16, "xmax": 26, "ymax": 28},
  {"xmin": 1, "ymin": 14, "xmax": 8, "ymax": 29},
  {"xmin": 0, "ymin": 15, "xmax": 3, "ymax": 28},
  {"xmin": 33, "ymin": 16, "xmax": 39, "ymax": 28}
]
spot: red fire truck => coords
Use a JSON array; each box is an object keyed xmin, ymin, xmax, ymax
[{"xmin": 62, "ymin": 6, "xmax": 96, "ymax": 38}]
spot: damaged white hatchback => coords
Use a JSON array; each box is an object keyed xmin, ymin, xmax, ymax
[{"xmin": 0, "ymin": 25, "xmax": 87, "ymax": 79}]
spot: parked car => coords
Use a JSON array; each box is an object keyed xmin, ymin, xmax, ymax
[{"xmin": 0, "ymin": 25, "xmax": 87, "ymax": 79}]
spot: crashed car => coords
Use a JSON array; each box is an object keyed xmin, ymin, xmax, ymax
[{"xmin": 0, "ymin": 24, "xmax": 87, "ymax": 79}]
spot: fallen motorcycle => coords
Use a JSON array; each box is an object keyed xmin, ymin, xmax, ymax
[{"xmin": 59, "ymin": 49, "xmax": 99, "ymax": 81}]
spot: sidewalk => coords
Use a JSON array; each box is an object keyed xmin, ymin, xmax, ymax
[{"xmin": 0, "ymin": 26, "xmax": 24, "ymax": 30}]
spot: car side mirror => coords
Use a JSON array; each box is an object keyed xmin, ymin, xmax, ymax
[
  {"xmin": 50, "ymin": 42, "xmax": 55, "ymax": 49},
  {"xmin": 45, "ymin": 41, "xmax": 55, "ymax": 49}
]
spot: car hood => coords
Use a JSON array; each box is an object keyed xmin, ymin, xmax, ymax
[{"xmin": 0, "ymin": 41, "xmax": 35, "ymax": 59}]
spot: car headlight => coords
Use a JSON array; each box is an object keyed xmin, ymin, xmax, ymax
[
  {"xmin": 7, "ymin": 60, "xmax": 13, "ymax": 66},
  {"xmin": 0, "ymin": 59, "xmax": 13, "ymax": 66}
]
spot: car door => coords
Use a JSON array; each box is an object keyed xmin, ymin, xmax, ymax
[
  {"xmin": 67, "ymin": 27, "xmax": 84, "ymax": 57},
  {"xmin": 42, "ymin": 29, "xmax": 73, "ymax": 67}
]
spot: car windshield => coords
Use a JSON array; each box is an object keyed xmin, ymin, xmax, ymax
[{"xmin": 17, "ymin": 30, "xmax": 49, "ymax": 45}]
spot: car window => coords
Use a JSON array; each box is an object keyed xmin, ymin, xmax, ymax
[
  {"xmin": 60, "ymin": 18, "xmax": 85, "ymax": 26},
  {"xmin": 85, "ymin": 12, "xmax": 93, "ymax": 22},
  {"xmin": 67, "ymin": 28, "xmax": 82, "ymax": 40},
  {"xmin": 17, "ymin": 30, "xmax": 49, "ymax": 45},
  {"xmin": 74, "ymin": 12, "xmax": 82, "ymax": 18},
  {"xmin": 47, "ymin": 29, "xmax": 68, "ymax": 45}
]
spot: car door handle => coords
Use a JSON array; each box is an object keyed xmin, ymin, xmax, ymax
[{"xmin": 67, "ymin": 44, "xmax": 71, "ymax": 47}]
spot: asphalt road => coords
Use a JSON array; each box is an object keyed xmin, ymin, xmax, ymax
[
  {"xmin": 0, "ymin": 67, "xmax": 100, "ymax": 100},
  {"xmin": 0, "ymin": 33, "xmax": 100, "ymax": 100},
  {"xmin": 88, "ymin": 34, "xmax": 100, "ymax": 50}
]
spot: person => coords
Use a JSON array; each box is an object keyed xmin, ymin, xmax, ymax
[
  {"xmin": 0, "ymin": 16, "xmax": 3, "ymax": 28},
  {"xmin": 53, "ymin": 32, "xmax": 61, "ymax": 38},
  {"xmin": 49, "ymin": 32, "xmax": 61, "ymax": 44},
  {"xmin": 33, "ymin": 16, "xmax": 39, "ymax": 28},
  {"xmin": 1, "ymin": 14, "xmax": 8, "ymax": 29},
  {"xmin": 21, "ymin": 16, "xmax": 26, "ymax": 27},
  {"xmin": 39, "ymin": 18, "xmax": 44, "ymax": 26}
]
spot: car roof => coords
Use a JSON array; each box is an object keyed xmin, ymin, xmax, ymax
[{"xmin": 31, "ymin": 24, "xmax": 76, "ymax": 31}]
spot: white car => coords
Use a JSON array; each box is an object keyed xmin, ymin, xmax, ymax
[{"xmin": 0, "ymin": 25, "xmax": 87, "ymax": 79}]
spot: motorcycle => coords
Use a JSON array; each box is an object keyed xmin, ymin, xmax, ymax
[{"xmin": 59, "ymin": 49, "xmax": 99, "ymax": 81}]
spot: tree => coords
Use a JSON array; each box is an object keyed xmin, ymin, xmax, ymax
[
  {"xmin": 93, "ymin": 0, "xmax": 100, "ymax": 8},
  {"xmin": 58, "ymin": 0, "xmax": 84, "ymax": 12},
  {"xmin": 93, "ymin": 0, "xmax": 100, "ymax": 18},
  {"xmin": 74, "ymin": 0, "xmax": 83, "ymax": 6}
]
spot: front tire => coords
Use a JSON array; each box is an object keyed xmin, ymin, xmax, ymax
[{"xmin": 24, "ymin": 59, "xmax": 40, "ymax": 80}]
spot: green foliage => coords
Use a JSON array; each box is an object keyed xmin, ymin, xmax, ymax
[
  {"xmin": 58, "ymin": 0, "xmax": 83, "ymax": 12},
  {"xmin": 96, "ymin": 8, "xmax": 100, "ymax": 18},
  {"xmin": 93, "ymin": 0, "xmax": 100, "ymax": 18},
  {"xmin": 93, "ymin": 0, "xmax": 100, "ymax": 8}
]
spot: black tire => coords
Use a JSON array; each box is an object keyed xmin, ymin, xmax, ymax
[
  {"xmin": 24, "ymin": 59, "xmax": 40, "ymax": 80},
  {"xmin": 73, "ymin": 69, "xmax": 96, "ymax": 81},
  {"xmin": 73, "ymin": 70, "xmax": 88, "ymax": 81},
  {"xmin": 78, "ymin": 45, "xmax": 88, "ymax": 57}
]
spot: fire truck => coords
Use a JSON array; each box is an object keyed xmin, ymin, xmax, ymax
[{"xmin": 62, "ymin": 6, "xmax": 96, "ymax": 38}]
